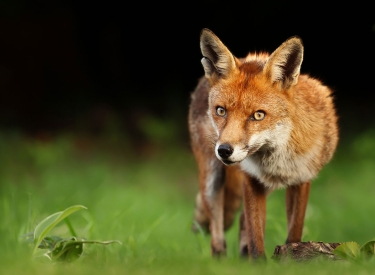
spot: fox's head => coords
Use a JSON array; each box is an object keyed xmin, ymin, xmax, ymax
[{"xmin": 200, "ymin": 29, "xmax": 304, "ymax": 166}]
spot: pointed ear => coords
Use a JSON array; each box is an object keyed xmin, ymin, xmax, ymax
[
  {"xmin": 200, "ymin": 29, "xmax": 237, "ymax": 82},
  {"xmin": 264, "ymin": 36, "xmax": 304, "ymax": 90}
]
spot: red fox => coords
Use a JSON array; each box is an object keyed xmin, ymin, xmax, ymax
[{"xmin": 188, "ymin": 28, "xmax": 338, "ymax": 259}]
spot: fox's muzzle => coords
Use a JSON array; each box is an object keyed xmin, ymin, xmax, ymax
[{"xmin": 217, "ymin": 143, "xmax": 234, "ymax": 159}]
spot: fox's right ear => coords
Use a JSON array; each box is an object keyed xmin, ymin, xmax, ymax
[{"xmin": 200, "ymin": 29, "xmax": 237, "ymax": 83}]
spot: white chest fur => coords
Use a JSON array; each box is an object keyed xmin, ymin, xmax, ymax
[{"xmin": 240, "ymin": 145, "xmax": 318, "ymax": 189}]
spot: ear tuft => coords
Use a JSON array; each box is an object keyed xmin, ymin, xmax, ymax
[
  {"xmin": 264, "ymin": 36, "xmax": 304, "ymax": 89},
  {"xmin": 200, "ymin": 29, "xmax": 237, "ymax": 81}
]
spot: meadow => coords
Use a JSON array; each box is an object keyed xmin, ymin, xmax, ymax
[{"xmin": 1, "ymin": 128, "xmax": 375, "ymax": 274}]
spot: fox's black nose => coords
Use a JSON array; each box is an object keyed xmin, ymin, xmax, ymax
[{"xmin": 217, "ymin": 144, "xmax": 233, "ymax": 159}]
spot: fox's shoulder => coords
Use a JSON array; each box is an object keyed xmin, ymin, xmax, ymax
[
  {"xmin": 189, "ymin": 77, "xmax": 210, "ymax": 121},
  {"xmin": 296, "ymin": 74, "xmax": 333, "ymax": 96},
  {"xmin": 294, "ymin": 74, "xmax": 335, "ymax": 111}
]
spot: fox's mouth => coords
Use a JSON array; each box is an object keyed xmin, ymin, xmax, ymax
[
  {"xmin": 216, "ymin": 143, "xmax": 263, "ymax": 166},
  {"xmin": 246, "ymin": 144, "xmax": 264, "ymax": 157},
  {"xmin": 222, "ymin": 159, "xmax": 236, "ymax": 166}
]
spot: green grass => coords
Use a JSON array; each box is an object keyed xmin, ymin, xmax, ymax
[{"xmin": 1, "ymin": 130, "xmax": 375, "ymax": 274}]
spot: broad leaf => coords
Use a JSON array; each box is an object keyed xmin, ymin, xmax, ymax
[
  {"xmin": 39, "ymin": 236, "xmax": 122, "ymax": 262},
  {"xmin": 51, "ymin": 237, "xmax": 84, "ymax": 262},
  {"xmin": 38, "ymin": 235, "xmax": 64, "ymax": 250},
  {"xmin": 333, "ymin": 242, "xmax": 361, "ymax": 260},
  {"xmin": 32, "ymin": 205, "xmax": 87, "ymax": 256},
  {"xmin": 360, "ymin": 240, "xmax": 375, "ymax": 258}
]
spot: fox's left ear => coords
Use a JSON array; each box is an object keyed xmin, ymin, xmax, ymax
[{"xmin": 264, "ymin": 36, "xmax": 304, "ymax": 90}]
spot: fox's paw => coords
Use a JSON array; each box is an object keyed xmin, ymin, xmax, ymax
[
  {"xmin": 239, "ymin": 227, "xmax": 249, "ymax": 258},
  {"xmin": 239, "ymin": 243, "xmax": 249, "ymax": 258},
  {"xmin": 211, "ymin": 240, "xmax": 227, "ymax": 257}
]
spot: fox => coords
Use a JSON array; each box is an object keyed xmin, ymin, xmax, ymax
[{"xmin": 188, "ymin": 28, "xmax": 339, "ymax": 260}]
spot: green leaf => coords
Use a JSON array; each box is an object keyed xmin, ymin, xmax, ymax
[
  {"xmin": 49, "ymin": 237, "xmax": 121, "ymax": 262},
  {"xmin": 360, "ymin": 240, "xmax": 375, "ymax": 258},
  {"xmin": 32, "ymin": 205, "xmax": 87, "ymax": 256},
  {"xmin": 333, "ymin": 242, "xmax": 361, "ymax": 261},
  {"xmin": 38, "ymin": 235, "xmax": 64, "ymax": 250},
  {"xmin": 51, "ymin": 238, "xmax": 84, "ymax": 262}
]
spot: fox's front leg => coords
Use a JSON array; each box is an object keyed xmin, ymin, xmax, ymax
[
  {"xmin": 285, "ymin": 182, "xmax": 311, "ymax": 243},
  {"xmin": 241, "ymin": 176, "xmax": 267, "ymax": 260},
  {"xmin": 198, "ymin": 159, "xmax": 226, "ymax": 256},
  {"xmin": 239, "ymin": 211, "xmax": 248, "ymax": 257}
]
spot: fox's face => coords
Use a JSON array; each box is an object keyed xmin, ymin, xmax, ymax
[
  {"xmin": 208, "ymin": 72, "xmax": 292, "ymax": 165},
  {"xmin": 200, "ymin": 29, "xmax": 303, "ymax": 166}
]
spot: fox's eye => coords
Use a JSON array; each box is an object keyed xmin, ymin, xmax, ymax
[
  {"xmin": 216, "ymin": 107, "xmax": 226, "ymax": 117},
  {"xmin": 252, "ymin": 111, "xmax": 266, "ymax": 121}
]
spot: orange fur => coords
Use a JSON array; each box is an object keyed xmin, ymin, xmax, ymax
[{"xmin": 188, "ymin": 28, "xmax": 338, "ymax": 259}]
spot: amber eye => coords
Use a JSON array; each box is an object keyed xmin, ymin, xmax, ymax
[
  {"xmin": 216, "ymin": 107, "xmax": 226, "ymax": 117},
  {"xmin": 252, "ymin": 110, "xmax": 266, "ymax": 121}
]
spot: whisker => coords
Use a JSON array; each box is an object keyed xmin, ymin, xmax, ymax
[
  {"xmin": 241, "ymin": 145, "xmax": 249, "ymax": 151},
  {"xmin": 205, "ymin": 134, "xmax": 217, "ymax": 149}
]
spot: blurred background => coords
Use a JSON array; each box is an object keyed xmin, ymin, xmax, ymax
[
  {"xmin": 0, "ymin": 0, "xmax": 374, "ymax": 143},
  {"xmin": 0, "ymin": 1, "xmax": 375, "ymax": 271}
]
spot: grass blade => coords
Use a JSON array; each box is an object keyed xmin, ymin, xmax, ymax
[{"xmin": 64, "ymin": 217, "xmax": 77, "ymax": 237}]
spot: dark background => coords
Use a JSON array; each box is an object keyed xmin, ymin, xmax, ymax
[{"xmin": 1, "ymin": 0, "xmax": 374, "ymax": 143}]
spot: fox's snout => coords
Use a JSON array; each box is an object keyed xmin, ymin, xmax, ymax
[
  {"xmin": 215, "ymin": 143, "xmax": 245, "ymax": 166},
  {"xmin": 217, "ymin": 143, "xmax": 233, "ymax": 159}
]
